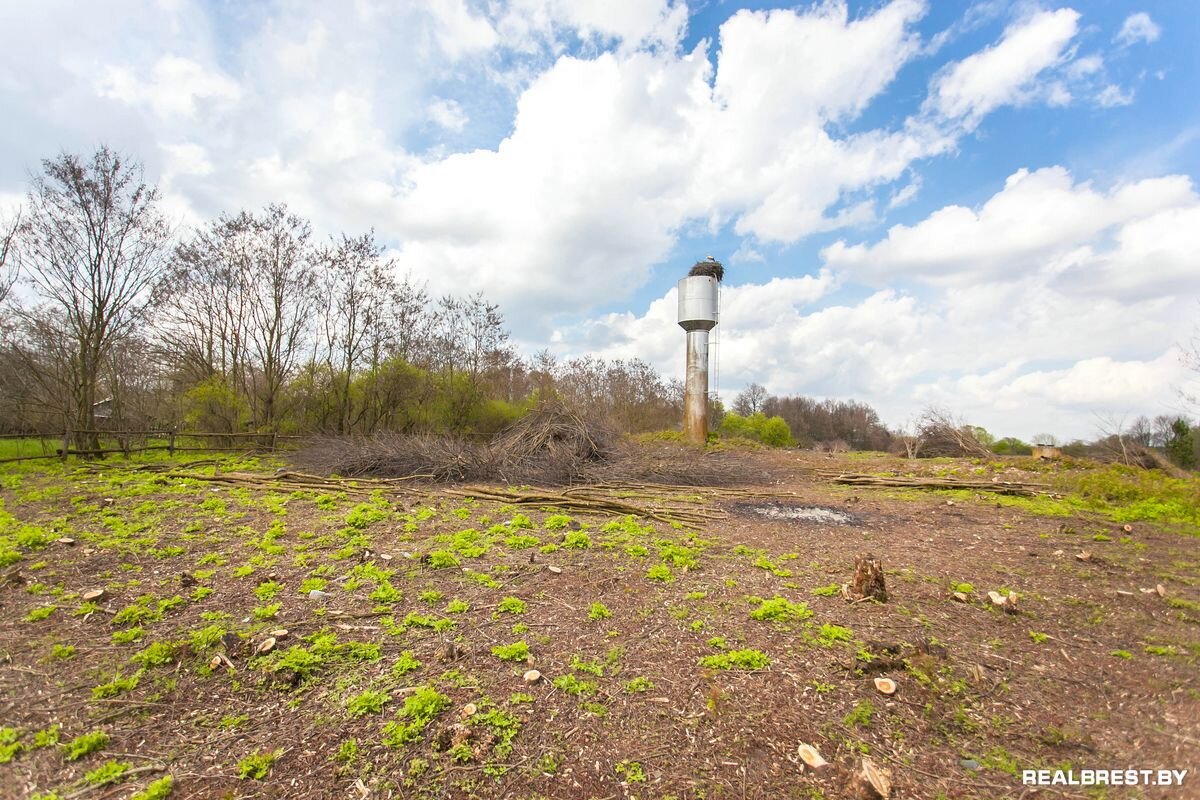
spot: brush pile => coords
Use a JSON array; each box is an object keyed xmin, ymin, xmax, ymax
[
  {"xmin": 916, "ymin": 408, "xmax": 992, "ymax": 458},
  {"xmin": 295, "ymin": 403, "xmax": 618, "ymax": 485}
]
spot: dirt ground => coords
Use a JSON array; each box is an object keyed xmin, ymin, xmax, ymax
[{"xmin": 0, "ymin": 449, "xmax": 1197, "ymax": 800}]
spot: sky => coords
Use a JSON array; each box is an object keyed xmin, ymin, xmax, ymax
[{"xmin": 1, "ymin": 0, "xmax": 1198, "ymax": 441}]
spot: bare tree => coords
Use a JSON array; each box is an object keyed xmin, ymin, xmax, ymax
[
  {"xmin": 316, "ymin": 231, "xmax": 396, "ymax": 434},
  {"xmin": 161, "ymin": 213, "xmax": 256, "ymax": 389},
  {"xmin": 0, "ymin": 210, "xmax": 21, "ymax": 305},
  {"xmin": 733, "ymin": 383, "xmax": 767, "ymax": 416},
  {"xmin": 242, "ymin": 205, "xmax": 316, "ymax": 430},
  {"xmin": 19, "ymin": 147, "xmax": 173, "ymax": 452}
]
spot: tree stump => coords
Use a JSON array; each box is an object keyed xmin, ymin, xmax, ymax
[{"xmin": 849, "ymin": 553, "xmax": 887, "ymax": 602}]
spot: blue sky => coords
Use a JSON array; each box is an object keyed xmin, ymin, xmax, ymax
[{"xmin": 1, "ymin": 0, "xmax": 1197, "ymax": 440}]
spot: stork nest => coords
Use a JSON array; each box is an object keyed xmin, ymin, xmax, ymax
[{"xmin": 688, "ymin": 259, "xmax": 725, "ymax": 281}]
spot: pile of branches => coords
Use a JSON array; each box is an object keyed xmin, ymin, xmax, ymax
[
  {"xmin": 294, "ymin": 403, "xmax": 619, "ymax": 486},
  {"xmin": 916, "ymin": 408, "xmax": 992, "ymax": 458},
  {"xmin": 490, "ymin": 404, "xmax": 615, "ymax": 483},
  {"xmin": 301, "ymin": 434, "xmax": 488, "ymax": 482}
]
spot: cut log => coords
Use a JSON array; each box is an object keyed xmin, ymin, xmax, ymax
[{"xmin": 849, "ymin": 553, "xmax": 887, "ymax": 603}]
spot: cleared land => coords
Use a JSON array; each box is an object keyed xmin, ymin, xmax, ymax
[{"xmin": 0, "ymin": 449, "xmax": 1197, "ymax": 799}]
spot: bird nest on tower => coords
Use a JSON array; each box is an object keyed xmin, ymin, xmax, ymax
[{"xmin": 688, "ymin": 257, "xmax": 725, "ymax": 281}]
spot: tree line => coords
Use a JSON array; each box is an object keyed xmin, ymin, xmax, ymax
[
  {"xmin": 0, "ymin": 146, "xmax": 681, "ymax": 449},
  {"xmin": 724, "ymin": 383, "xmax": 894, "ymax": 451}
]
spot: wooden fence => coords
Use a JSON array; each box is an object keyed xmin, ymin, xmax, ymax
[{"xmin": 0, "ymin": 430, "xmax": 310, "ymax": 464}]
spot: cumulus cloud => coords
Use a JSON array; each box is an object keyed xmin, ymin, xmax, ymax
[
  {"xmin": 496, "ymin": 0, "xmax": 687, "ymax": 51},
  {"xmin": 1115, "ymin": 12, "xmax": 1161, "ymax": 47},
  {"xmin": 822, "ymin": 166, "xmax": 1199, "ymax": 294},
  {"xmin": 390, "ymin": 0, "xmax": 946, "ymax": 319},
  {"xmin": 926, "ymin": 8, "xmax": 1080, "ymax": 129},
  {"xmin": 97, "ymin": 56, "xmax": 241, "ymax": 118}
]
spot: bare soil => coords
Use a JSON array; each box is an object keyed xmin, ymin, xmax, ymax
[{"xmin": 0, "ymin": 449, "xmax": 1196, "ymax": 799}]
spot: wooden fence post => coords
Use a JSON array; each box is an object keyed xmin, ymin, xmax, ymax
[
  {"xmin": 168, "ymin": 431, "xmax": 176, "ymax": 457},
  {"xmin": 61, "ymin": 430, "xmax": 69, "ymax": 462}
]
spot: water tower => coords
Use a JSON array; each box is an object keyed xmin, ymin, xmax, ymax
[{"xmin": 677, "ymin": 257, "xmax": 722, "ymax": 444}]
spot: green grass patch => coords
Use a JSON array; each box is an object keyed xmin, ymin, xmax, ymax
[
  {"xmin": 382, "ymin": 686, "xmax": 449, "ymax": 747},
  {"xmin": 749, "ymin": 596, "xmax": 812, "ymax": 623},
  {"xmin": 491, "ymin": 641, "xmax": 530, "ymax": 662},
  {"xmin": 63, "ymin": 730, "xmax": 110, "ymax": 761},
  {"xmin": 345, "ymin": 689, "xmax": 390, "ymax": 718},
  {"xmin": 237, "ymin": 749, "xmax": 281, "ymax": 780},
  {"xmin": 698, "ymin": 648, "xmax": 770, "ymax": 670}
]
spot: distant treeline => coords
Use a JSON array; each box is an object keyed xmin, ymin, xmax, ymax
[{"xmin": 718, "ymin": 384, "xmax": 893, "ymax": 451}]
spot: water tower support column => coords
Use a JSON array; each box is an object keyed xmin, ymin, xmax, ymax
[{"xmin": 684, "ymin": 328, "xmax": 710, "ymax": 444}]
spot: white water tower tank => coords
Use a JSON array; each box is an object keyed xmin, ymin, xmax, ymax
[{"xmin": 677, "ymin": 275, "xmax": 718, "ymax": 331}]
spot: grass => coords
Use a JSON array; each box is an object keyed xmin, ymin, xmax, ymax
[
  {"xmin": 237, "ymin": 749, "xmax": 281, "ymax": 780},
  {"xmin": 392, "ymin": 651, "xmax": 422, "ymax": 677},
  {"xmin": 698, "ymin": 648, "xmax": 770, "ymax": 671},
  {"xmin": 63, "ymin": 730, "xmax": 110, "ymax": 761},
  {"xmin": 382, "ymin": 687, "xmax": 449, "ymax": 747},
  {"xmin": 844, "ymin": 700, "xmax": 875, "ymax": 728},
  {"xmin": 749, "ymin": 596, "xmax": 812, "ymax": 623},
  {"xmin": 588, "ymin": 602, "xmax": 612, "ymax": 621},
  {"xmin": 84, "ymin": 759, "xmax": 132, "ymax": 786},
  {"xmin": 345, "ymin": 689, "xmax": 391, "ymax": 718},
  {"xmin": 490, "ymin": 641, "xmax": 530, "ymax": 662},
  {"xmin": 131, "ymin": 776, "xmax": 174, "ymax": 800}
]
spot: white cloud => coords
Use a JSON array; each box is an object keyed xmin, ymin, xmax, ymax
[
  {"xmin": 927, "ymin": 8, "xmax": 1080, "ymax": 128},
  {"xmin": 425, "ymin": 0, "xmax": 500, "ymax": 59},
  {"xmin": 497, "ymin": 0, "xmax": 687, "ymax": 52},
  {"xmin": 1095, "ymin": 83, "xmax": 1134, "ymax": 107},
  {"xmin": 389, "ymin": 1, "xmax": 944, "ymax": 319},
  {"xmin": 1115, "ymin": 12, "xmax": 1161, "ymax": 47},
  {"xmin": 887, "ymin": 177, "xmax": 922, "ymax": 209},
  {"xmin": 426, "ymin": 97, "xmax": 469, "ymax": 132},
  {"xmin": 822, "ymin": 166, "xmax": 1199, "ymax": 295},
  {"xmin": 97, "ymin": 56, "xmax": 241, "ymax": 118}
]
